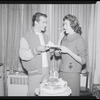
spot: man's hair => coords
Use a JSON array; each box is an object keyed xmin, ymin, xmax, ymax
[
  {"xmin": 32, "ymin": 12, "xmax": 47, "ymax": 26},
  {"xmin": 63, "ymin": 14, "xmax": 82, "ymax": 35}
]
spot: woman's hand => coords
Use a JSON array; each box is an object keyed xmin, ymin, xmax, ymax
[
  {"xmin": 58, "ymin": 31, "xmax": 65, "ymax": 45},
  {"xmin": 54, "ymin": 50, "xmax": 61, "ymax": 56},
  {"xmin": 59, "ymin": 31, "xmax": 65, "ymax": 39}
]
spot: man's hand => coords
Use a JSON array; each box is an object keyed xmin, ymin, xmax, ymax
[{"xmin": 37, "ymin": 45, "xmax": 47, "ymax": 53}]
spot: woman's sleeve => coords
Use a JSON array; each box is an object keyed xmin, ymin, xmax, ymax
[{"xmin": 76, "ymin": 37, "xmax": 87, "ymax": 65}]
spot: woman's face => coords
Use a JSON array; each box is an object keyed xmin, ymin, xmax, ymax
[{"xmin": 63, "ymin": 19, "xmax": 74, "ymax": 35}]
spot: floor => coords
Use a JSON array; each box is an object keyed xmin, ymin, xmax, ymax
[
  {"xmin": 80, "ymin": 89, "xmax": 92, "ymax": 96},
  {"xmin": 80, "ymin": 88, "xmax": 97, "ymax": 99}
]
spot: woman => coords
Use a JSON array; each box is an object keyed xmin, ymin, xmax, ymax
[{"xmin": 56, "ymin": 14, "xmax": 87, "ymax": 96}]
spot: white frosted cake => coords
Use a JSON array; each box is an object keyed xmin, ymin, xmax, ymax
[{"xmin": 37, "ymin": 77, "xmax": 72, "ymax": 96}]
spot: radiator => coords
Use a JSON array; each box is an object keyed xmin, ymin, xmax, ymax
[{"xmin": 7, "ymin": 73, "xmax": 28, "ymax": 96}]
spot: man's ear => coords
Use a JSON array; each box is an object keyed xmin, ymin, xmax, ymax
[{"xmin": 35, "ymin": 21, "xmax": 38, "ymax": 25}]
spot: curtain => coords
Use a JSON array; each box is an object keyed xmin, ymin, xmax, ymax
[
  {"xmin": 0, "ymin": 4, "xmax": 92, "ymax": 71},
  {"xmin": 0, "ymin": 4, "xmax": 39, "ymax": 72},
  {"xmin": 0, "ymin": 4, "xmax": 97, "ymax": 92},
  {"xmin": 94, "ymin": 2, "xmax": 100, "ymax": 84},
  {"xmin": 87, "ymin": 1, "xmax": 100, "ymax": 91},
  {"xmin": 87, "ymin": 4, "xmax": 96, "ymax": 91}
]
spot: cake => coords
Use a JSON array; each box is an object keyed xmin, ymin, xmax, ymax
[{"xmin": 37, "ymin": 77, "xmax": 72, "ymax": 96}]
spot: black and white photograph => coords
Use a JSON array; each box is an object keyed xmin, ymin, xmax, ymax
[{"xmin": 0, "ymin": 0, "xmax": 99, "ymax": 99}]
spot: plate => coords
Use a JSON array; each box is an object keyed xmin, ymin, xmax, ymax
[
  {"xmin": 45, "ymin": 45, "xmax": 61, "ymax": 50},
  {"xmin": 34, "ymin": 87, "xmax": 72, "ymax": 96},
  {"xmin": 34, "ymin": 88, "xmax": 40, "ymax": 96}
]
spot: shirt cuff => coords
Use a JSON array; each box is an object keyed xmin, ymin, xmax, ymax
[{"xmin": 31, "ymin": 48, "xmax": 41, "ymax": 56}]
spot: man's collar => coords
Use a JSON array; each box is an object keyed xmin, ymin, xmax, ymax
[{"xmin": 31, "ymin": 28, "xmax": 42, "ymax": 35}]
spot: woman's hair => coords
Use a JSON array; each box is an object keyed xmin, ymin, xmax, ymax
[
  {"xmin": 32, "ymin": 12, "xmax": 47, "ymax": 26},
  {"xmin": 63, "ymin": 14, "xmax": 82, "ymax": 35}
]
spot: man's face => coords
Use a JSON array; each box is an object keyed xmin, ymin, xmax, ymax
[{"xmin": 36, "ymin": 16, "xmax": 47, "ymax": 32}]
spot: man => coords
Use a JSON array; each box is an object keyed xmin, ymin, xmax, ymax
[{"xmin": 19, "ymin": 12, "xmax": 51, "ymax": 96}]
